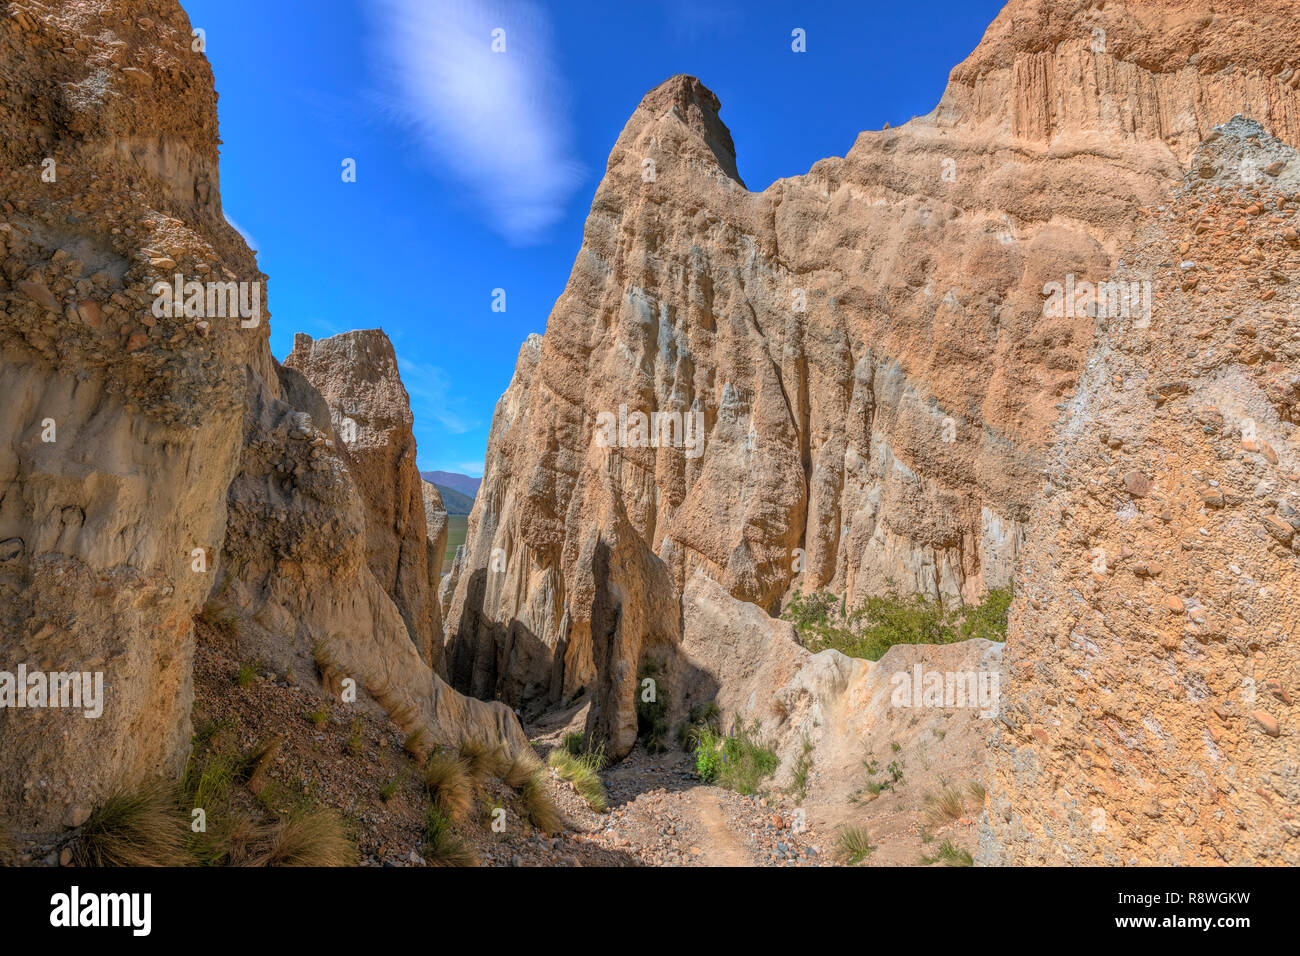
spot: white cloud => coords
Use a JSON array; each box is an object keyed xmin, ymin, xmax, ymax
[
  {"xmin": 369, "ymin": 0, "xmax": 584, "ymax": 243},
  {"xmin": 397, "ymin": 356, "xmax": 477, "ymax": 435},
  {"xmin": 224, "ymin": 213, "xmax": 258, "ymax": 253}
]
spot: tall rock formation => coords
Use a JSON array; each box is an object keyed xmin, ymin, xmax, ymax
[
  {"xmin": 448, "ymin": 0, "xmax": 1300, "ymax": 758},
  {"xmin": 0, "ymin": 0, "xmax": 525, "ymax": 835},
  {"xmin": 0, "ymin": 0, "xmax": 264, "ymax": 829},
  {"xmin": 981, "ymin": 119, "xmax": 1300, "ymax": 865},
  {"xmin": 283, "ymin": 330, "xmax": 443, "ymax": 670}
]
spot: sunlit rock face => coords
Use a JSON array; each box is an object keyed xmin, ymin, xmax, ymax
[{"xmin": 446, "ymin": 0, "xmax": 1300, "ymax": 760}]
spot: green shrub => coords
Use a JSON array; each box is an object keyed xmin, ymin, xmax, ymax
[
  {"xmin": 690, "ymin": 720, "xmax": 777, "ymax": 796},
  {"xmin": 635, "ymin": 659, "xmax": 671, "ymax": 753},
  {"xmin": 782, "ymin": 582, "xmax": 1012, "ymax": 662}
]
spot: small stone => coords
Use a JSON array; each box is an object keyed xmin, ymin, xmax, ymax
[
  {"xmin": 1251, "ymin": 710, "xmax": 1280, "ymax": 737},
  {"xmin": 1165, "ymin": 594, "xmax": 1185, "ymax": 614},
  {"xmin": 1123, "ymin": 471, "xmax": 1151, "ymax": 497}
]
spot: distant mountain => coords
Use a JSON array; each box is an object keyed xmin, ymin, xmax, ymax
[
  {"xmin": 431, "ymin": 483, "xmax": 475, "ymax": 515},
  {"xmin": 420, "ymin": 471, "xmax": 481, "ymax": 497}
]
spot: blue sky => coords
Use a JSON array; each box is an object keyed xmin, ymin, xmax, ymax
[{"xmin": 181, "ymin": 0, "xmax": 1006, "ymax": 476}]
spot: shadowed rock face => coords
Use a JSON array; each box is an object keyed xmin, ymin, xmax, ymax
[
  {"xmin": 0, "ymin": 0, "xmax": 526, "ymax": 833},
  {"xmin": 446, "ymin": 0, "xmax": 1300, "ymax": 759}
]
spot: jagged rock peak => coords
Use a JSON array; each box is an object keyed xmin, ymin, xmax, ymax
[{"xmin": 635, "ymin": 73, "xmax": 744, "ymax": 186}]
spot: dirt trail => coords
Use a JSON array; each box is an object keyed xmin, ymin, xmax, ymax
[{"xmin": 685, "ymin": 788, "xmax": 752, "ymax": 866}]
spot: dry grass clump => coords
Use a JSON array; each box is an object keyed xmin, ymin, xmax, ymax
[
  {"xmin": 835, "ymin": 825, "xmax": 874, "ymax": 865},
  {"xmin": 460, "ymin": 738, "xmax": 510, "ymax": 784},
  {"xmin": 72, "ymin": 782, "xmax": 190, "ymax": 867},
  {"xmin": 253, "ymin": 809, "xmax": 357, "ymax": 867},
  {"xmin": 424, "ymin": 752, "xmax": 473, "ymax": 821},
  {"xmin": 922, "ymin": 785, "xmax": 968, "ymax": 828}
]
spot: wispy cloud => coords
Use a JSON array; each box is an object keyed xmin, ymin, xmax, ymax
[
  {"xmin": 368, "ymin": 0, "xmax": 584, "ymax": 243},
  {"xmin": 224, "ymin": 213, "xmax": 258, "ymax": 253},
  {"xmin": 397, "ymin": 356, "xmax": 477, "ymax": 435}
]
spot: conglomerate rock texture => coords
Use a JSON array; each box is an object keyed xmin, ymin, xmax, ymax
[
  {"xmin": 447, "ymin": 0, "xmax": 1300, "ymax": 761},
  {"xmin": 0, "ymin": 0, "xmax": 525, "ymax": 835},
  {"xmin": 980, "ymin": 119, "xmax": 1300, "ymax": 865}
]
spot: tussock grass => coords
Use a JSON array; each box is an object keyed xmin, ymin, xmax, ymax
[
  {"xmin": 922, "ymin": 839, "xmax": 973, "ymax": 866},
  {"xmin": 423, "ymin": 806, "xmax": 477, "ymax": 867},
  {"xmin": 836, "ymin": 825, "xmax": 874, "ymax": 865},
  {"xmin": 548, "ymin": 744, "xmax": 607, "ymax": 812},
  {"xmin": 504, "ymin": 752, "xmax": 541, "ymax": 790},
  {"xmin": 460, "ymin": 738, "xmax": 509, "ymax": 783},
  {"xmin": 424, "ymin": 752, "xmax": 473, "ymax": 821},
  {"xmin": 72, "ymin": 783, "xmax": 190, "ymax": 867},
  {"xmin": 922, "ymin": 785, "xmax": 968, "ymax": 829},
  {"xmin": 255, "ymin": 809, "xmax": 357, "ymax": 867},
  {"xmin": 967, "ymin": 781, "xmax": 987, "ymax": 803},
  {"xmin": 520, "ymin": 774, "xmax": 562, "ymax": 834}
]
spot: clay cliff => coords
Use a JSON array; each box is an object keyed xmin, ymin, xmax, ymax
[
  {"xmin": 446, "ymin": 0, "xmax": 1300, "ymax": 759},
  {"xmin": 981, "ymin": 119, "xmax": 1299, "ymax": 865},
  {"xmin": 0, "ymin": 0, "xmax": 524, "ymax": 836}
]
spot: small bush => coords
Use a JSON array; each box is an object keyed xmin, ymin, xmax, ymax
[
  {"xmin": 73, "ymin": 783, "xmax": 190, "ymax": 867},
  {"xmin": 836, "ymin": 826, "xmax": 874, "ymax": 865},
  {"xmin": 691, "ymin": 720, "xmax": 777, "ymax": 796},
  {"xmin": 234, "ymin": 660, "xmax": 260, "ymax": 688}
]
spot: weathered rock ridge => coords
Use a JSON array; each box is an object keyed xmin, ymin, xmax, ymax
[{"xmin": 447, "ymin": 0, "xmax": 1300, "ymax": 760}]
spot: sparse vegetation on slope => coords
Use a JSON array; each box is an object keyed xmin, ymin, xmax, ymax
[
  {"xmin": 782, "ymin": 584, "xmax": 1013, "ymax": 661},
  {"xmin": 922, "ymin": 839, "xmax": 973, "ymax": 867}
]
